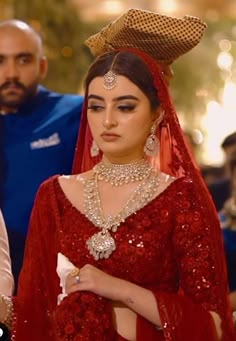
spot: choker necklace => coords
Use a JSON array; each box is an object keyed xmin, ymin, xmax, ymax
[
  {"xmin": 84, "ymin": 168, "xmax": 161, "ymax": 260},
  {"xmin": 93, "ymin": 159, "xmax": 152, "ymax": 186}
]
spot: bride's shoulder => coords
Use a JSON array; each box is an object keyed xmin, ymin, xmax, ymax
[{"xmin": 58, "ymin": 170, "xmax": 94, "ymax": 188}]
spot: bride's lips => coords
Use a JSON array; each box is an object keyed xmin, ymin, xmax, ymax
[{"xmin": 101, "ymin": 133, "xmax": 120, "ymax": 141}]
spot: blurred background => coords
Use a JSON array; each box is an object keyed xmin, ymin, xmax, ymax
[{"xmin": 1, "ymin": 0, "xmax": 236, "ymax": 169}]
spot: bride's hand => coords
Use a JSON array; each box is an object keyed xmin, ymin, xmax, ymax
[{"xmin": 65, "ymin": 264, "xmax": 120, "ymax": 300}]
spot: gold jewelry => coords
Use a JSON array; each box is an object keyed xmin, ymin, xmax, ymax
[
  {"xmin": 70, "ymin": 267, "xmax": 80, "ymax": 277},
  {"xmin": 90, "ymin": 140, "xmax": 99, "ymax": 157},
  {"xmin": 1, "ymin": 295, "xmax": 13, "ymax": 330},
  {"xmin": 75, "ymin": 275, "xmax": 80, "ymax": 284},
  {"xmin": 103, "ymin": 53, "xmax": 120, "ymax": 90},
  {"xmin": 85, "ymin": 168, "xmax": 160, "ymax": 260},
  {"xmin": 144, "ymin": 124, "xmax": 159, "ymax": 156},
  {"xmin": 93, "ymin": 159, "xmax": 152, "ymax": 186},
  {"xmin": 103, "ymin": 70, "xmax": 117, "ymax": 90}
]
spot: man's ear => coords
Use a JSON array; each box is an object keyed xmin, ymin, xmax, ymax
[{"xmin": 39, "ymin": 56, "xmax": 48, "ymax": 79}]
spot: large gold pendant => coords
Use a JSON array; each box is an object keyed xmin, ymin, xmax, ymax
[{"xmin": 86, "ymin": 230, "xmax": 116, "ymax": 260}]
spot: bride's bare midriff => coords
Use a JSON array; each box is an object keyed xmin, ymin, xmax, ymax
[{"xmin": 112, "ymin": 302, "xmax": 137, "ymax": 341}]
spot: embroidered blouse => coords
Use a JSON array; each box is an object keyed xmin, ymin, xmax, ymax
[{"xmin": 12, "ymin": 175, "xmax": 235, "ymax": 340}]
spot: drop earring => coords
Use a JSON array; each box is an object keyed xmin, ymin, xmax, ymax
[
  {"xmin": 144, "ymin": 124, "xmax": 159, "ymax": 156},
  {"xmin": 90, "ymin": 140, "xmax": 99, "ymax": 157}
]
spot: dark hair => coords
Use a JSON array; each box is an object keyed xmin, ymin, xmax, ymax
[
  {"xmin": 221, "ymin": 132, "xmax": 236, "ymax": 149},
  {"xmin": 228, "ymin": 148, "xmax": 236, "ymax": 174},
  {"xmin": 84, "ymin": 51, "xmax": 160, "ymax": 111}
]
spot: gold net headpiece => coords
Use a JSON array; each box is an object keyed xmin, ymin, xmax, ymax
[{"xmin": 85, "ymin": 8, "xmax": 207, "ymax": 63}]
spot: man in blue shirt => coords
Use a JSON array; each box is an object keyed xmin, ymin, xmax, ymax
[{"xmin": 0, "ymin": 19, "xmax": 83, "ymax": 287}]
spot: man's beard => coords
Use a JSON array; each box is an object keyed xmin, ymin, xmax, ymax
[{"xmin": 0, "ymin": 80, "xmax": 38, "ymax": 111}]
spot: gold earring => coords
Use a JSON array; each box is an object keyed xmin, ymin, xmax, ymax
[
  {"xmin": 144, "ymin": 124, "xmax": 159, "ymax": 156},
  {"xmin": 90, "ymin": 140, "xmax": 99, "ymax": 157}
]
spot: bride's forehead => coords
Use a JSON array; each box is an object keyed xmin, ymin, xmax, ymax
[{"xmin": 88, "ymin": 75, "xmax": 139, "ymax": 92}]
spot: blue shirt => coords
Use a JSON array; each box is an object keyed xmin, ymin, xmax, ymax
[{"xmin": 1, "ymin": 86, "xmax": 83, "ymax": 235}]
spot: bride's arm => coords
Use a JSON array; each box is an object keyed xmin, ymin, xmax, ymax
[{"xmin": 65, "ymin": 264, "xmax": 221, "ymax": 339}]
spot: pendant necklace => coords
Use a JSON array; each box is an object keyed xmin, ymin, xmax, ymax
[{"xmin": 84, "ymin": 159, "xmax": 160, "ymax": 260}]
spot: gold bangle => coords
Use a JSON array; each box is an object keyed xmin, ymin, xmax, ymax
[{"xmin": 1, "ymin": 294, "xmax": 13, "ymax": 330}]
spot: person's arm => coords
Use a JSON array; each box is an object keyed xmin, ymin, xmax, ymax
[
  {"xmin": 65, "ymin": 260, "xmax": 220, "ymax": 339},
  {"xmin": 167, "ymin": 178, "xmax": 234, "ymax": 339},
  {"xmin": 0, "ymin": 211, "xmax": 14, "ymax": 295},
  {"xmin": 66, "ymin": 264, "xmax": 162, "ymax": 324}
]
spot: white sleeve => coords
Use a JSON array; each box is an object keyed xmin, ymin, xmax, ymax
[{"xmin": 0, "ymin": 210, "xmax": 14, "ymax": 295}]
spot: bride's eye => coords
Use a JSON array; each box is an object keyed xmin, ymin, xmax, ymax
[
  {"xmin": 87, "ymin": 103, "xmax": 104, "ymax": 112},
  {"xmin": 118, "ymin": 104, "xmax": 136, "ymax": 112}
]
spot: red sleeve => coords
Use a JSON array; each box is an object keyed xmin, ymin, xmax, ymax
[
  {"xmin": 156, "ymin": 178, "xmax": 235, "ymax": 341},
  {"xmin": 137, "ymin": 177, "xmax": 235, "ymax": 341},
  {"xmin": 12, "ymin": 177, "xmax": 60, "ymax": 341}
]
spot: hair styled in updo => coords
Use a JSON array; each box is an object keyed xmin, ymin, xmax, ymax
[{"xmin": 84, "ymin": 50, "xmax": 161, "ymax": 112}]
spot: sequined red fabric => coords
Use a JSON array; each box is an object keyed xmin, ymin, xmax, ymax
[
  {"xmin": 11, "ymin": 174, "xmax": 235, "ymax": 340},
  {"xmin": 11, "ymin": 47, "xmax": 235, "ymax": 340}
]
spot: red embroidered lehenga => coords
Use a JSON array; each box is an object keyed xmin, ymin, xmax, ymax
[{"xmin": 12, "ymin": 48, "xmax": 236, "ymax": 340}]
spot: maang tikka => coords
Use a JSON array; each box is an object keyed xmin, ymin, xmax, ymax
[
  {"xmin": 144, "ymin": 123, "xmax": 159, "ymax": 156},
  {"xmin": 103, "ymin": 53, "xmax": 120, "ymax": 90}
]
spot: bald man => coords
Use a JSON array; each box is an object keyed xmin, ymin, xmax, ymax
[
  {"xmin": 0, "ymin": 20, "xmax": 83, "ymax": 288},
  {"xmin": 0, "ymin": 20, "xmax": 47, "ymax": 111}
]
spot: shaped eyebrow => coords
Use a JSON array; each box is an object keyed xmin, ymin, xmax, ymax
[{"xmin": 88, "ymin": 94, "xmax": 139, "ymax": 102}]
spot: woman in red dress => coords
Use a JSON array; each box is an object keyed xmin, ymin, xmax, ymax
[{"xmin": 0, "ymin": 8, "xmax": 235, "ymax": 340}]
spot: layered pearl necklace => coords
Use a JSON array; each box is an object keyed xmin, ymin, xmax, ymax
[{"xmin": 84, "ymin": 159, "xmax": 160, "ymax": 260}]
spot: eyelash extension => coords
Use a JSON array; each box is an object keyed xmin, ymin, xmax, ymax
[
  {"xmin": 118, "ymin": 105, "xmax": 136, "ymax": 111},
  {"xmin": 87, "ymin": 105, "xmax": 103, "ymax": 109}
]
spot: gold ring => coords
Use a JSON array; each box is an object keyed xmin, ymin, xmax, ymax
[{"xmin": 70, "ymin": 267, "xmax": 80, "ymax": 277}]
